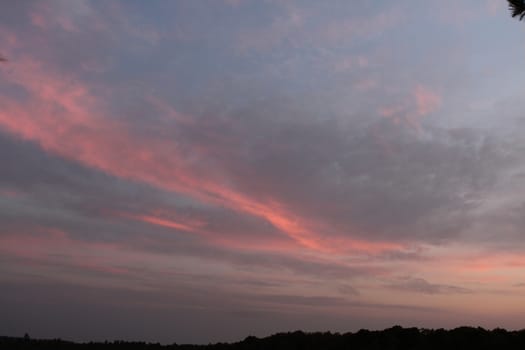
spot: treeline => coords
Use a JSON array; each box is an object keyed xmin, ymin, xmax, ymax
[{"xmin": 3, "ymin": 326, "xmax": 525, "ymax": 350}]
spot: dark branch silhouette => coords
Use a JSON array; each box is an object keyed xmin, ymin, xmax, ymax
[
  {"xmin": 508, "ymin": 0, "xmax": 525, "ymax": 21},
  {"xmin": 0, "ymin": 55, "xmax": 7, "ymax": 63}
]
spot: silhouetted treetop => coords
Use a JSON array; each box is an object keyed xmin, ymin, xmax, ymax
[
  {"xmin": 4, "ymin": 326, "xmax": 525, "ymax": 350},
  {"xmin": 509, "ymin": 0, "xmax": 525, "ymax": 21}
]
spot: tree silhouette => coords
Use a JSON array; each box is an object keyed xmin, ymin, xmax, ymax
[
  {"xmin": 4, "ymin": 327, "xmax": 525, "ymax": 350},
  {"xmin": 508, "ymin": 0, "xmax": 525, "ymax": 21}
]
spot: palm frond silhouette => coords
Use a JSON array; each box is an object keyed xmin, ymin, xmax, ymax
[{"xmin": 509, "ymin": 0, "xmax": 525, "ymax": 21}]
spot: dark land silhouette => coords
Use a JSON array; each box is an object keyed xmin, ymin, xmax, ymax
[{"xmin": 4, "ymin": 326, "xmax": 525, "ymax": 350}]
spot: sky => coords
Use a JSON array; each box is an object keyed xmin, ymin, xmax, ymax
[{"xmin": 1, "ymin": 0, "xmax": 525, "ymax": 345}]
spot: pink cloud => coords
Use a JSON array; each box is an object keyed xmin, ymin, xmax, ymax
[
  {"xmin": 0, "ymin": 188, "xmax": 23, "ymax": 198},
  {"xmin": 414, "ymin": 85, "xmax": 441, "ymax": 117},
  {"xmin": 0, "ymin": 55, "xmax": 404, "ymax": 255},
  {"xmin": 0, "ymin": 228, "xmax": 133, "ymax": 278},
  {"xmin": 135, "ymin": 215, "xmax": 202, "ymax": 233},
  {"xmin": 379, "ymin": 85, "xmax": 441, "ymax": 131}
]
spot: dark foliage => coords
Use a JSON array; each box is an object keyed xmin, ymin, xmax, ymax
[
  {"xmin": 508, "ymin": 0, "xmax": 525, "ymax": 20},
  {"xmin": 3, "ymin": 326, "xmax": 525, "ymax": 350}
]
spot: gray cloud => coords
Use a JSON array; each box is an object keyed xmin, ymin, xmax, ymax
[
  {"xmin": 337, "ymin": 284, "xmax": 360, "ymax": 296},
  {"xmin": 386, "ymin": 277, "xmax": 472, "ymax": 295},
  {"xmin": 165, "ymin": 95, "xmax": 515, "ymax": 245},
  {"xmin": 0, "ymin": 129, "xmax": 385, "ymax": 288}
]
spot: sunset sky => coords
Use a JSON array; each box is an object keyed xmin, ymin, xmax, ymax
[{"xmin": 2, "ymin": 0, "xmax": 525, "ymax": 345}]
